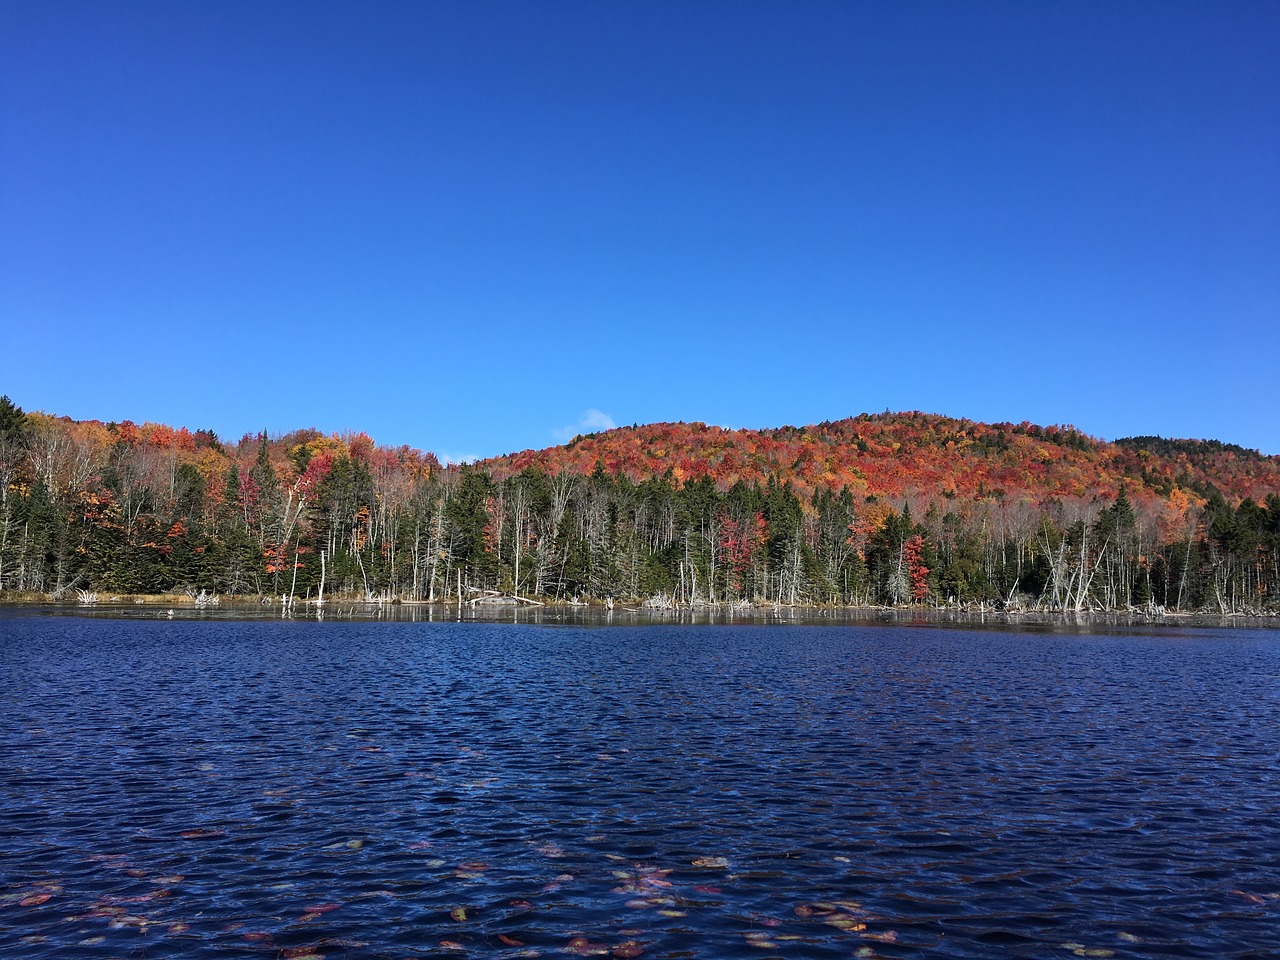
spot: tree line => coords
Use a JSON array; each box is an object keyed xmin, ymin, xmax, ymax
[{"xmin": 1, "ymin": 397, "xmax": 1277, "ymax": 613}]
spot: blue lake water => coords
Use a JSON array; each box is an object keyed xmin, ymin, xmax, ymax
[{"xmin": 1, "ymin": 612, "xmax": 1278, "ymax": 959}]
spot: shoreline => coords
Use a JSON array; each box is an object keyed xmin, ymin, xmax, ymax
[{"xmin": 2, "ymin": 593, "xmax": 1276, "ymax": 629}]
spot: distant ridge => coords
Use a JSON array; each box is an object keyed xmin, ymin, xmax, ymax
[
  {"xmin": 7, "ymin": 403, "xmax": 1277, "ymax": 509},
  {"xmin": 483, "ymin": 411, "xmax": 1280, "ymax": 507}
]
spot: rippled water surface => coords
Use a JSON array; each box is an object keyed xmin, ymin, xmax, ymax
[{"xmin": 2, "ymin": 613, "xmax": 1278, "ymax": 959}]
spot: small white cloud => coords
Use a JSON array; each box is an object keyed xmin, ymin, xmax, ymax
[
  {"xmin": 580, "ymin": 409, "xmax": 617, "ymax": 432},
  {"xmin": 435, "ymin": 450, "xmax": 481, "ymax": 466},
  {"xmin": 552, "ymin": 408, "xmax": 617, "ymax": 443}
]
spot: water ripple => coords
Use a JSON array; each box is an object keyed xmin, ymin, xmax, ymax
[{"xmin": 1, "ymin": 616, "xmax": 1278, "ymax": 958}]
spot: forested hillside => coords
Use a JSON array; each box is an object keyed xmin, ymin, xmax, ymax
[
  {"xmin": 2, "ymin": 398, "xmax": 1278, "ymax": 613},
  {"xmin": 488, "ymin": 414, "xmax": 1280, "ymax": 505}
]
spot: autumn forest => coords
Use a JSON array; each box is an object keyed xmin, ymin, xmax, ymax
[{"xmin": 1, "ymin": 396, "xmax": 1278, "ymax": 614}]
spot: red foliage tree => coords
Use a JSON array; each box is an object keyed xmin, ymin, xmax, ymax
[
  {"xmin": 903, "ymin": 534, "xmax": 930, "ymax": 602},
  {"xmin": 719, "ymin": 511, "xmax": 767, "ymax": 596}
]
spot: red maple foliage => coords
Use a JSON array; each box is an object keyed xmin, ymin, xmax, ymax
[{"xmin": 902, "ymin": 534, "xmax": 929, "ymax": 601}]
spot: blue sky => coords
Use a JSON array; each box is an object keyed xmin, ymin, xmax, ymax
[{"xmin": 3, "ymin": 1, "xmax": 1277, "ymax": 459}]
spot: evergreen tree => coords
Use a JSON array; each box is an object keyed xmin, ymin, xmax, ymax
[{"xmin": 0, "ymin": 397, "xmax": 30, "ymax": 590}]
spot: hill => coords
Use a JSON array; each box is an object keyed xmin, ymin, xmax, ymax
[{"xmin": 484, "ymin": 411, "xmax": 1280, "ymax": 507}]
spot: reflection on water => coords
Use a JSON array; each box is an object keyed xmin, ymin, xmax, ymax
[
  {"xmin": 17, "ymin": 599, "xmax": 1267, "ymax": 634},
  {"xmin": 1, "ymin": 615, "xmax": 1278, "ymax": 958}
]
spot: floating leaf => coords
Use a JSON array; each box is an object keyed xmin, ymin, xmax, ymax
[
  {"xmin": 611, "ymin": 867, "xmax": 673, "ymax": 895},
  {"xmin": 1232, "ymin": 890, "xmax": 1267, "ymax": 906},
  {"xmin": 611, "ymin": 941, "xmax": 645, "ymax": 958},
  {"xmin": 795, "ymin": 903, "xmax": 831, "ymax": 918},
  {"xmin": 82, "ymin": 905, "xmax": 126, "ymax": 919},
  {"xmin": 19, "ymin": 894, "xmax": 51, "ymax": 907},
  {"xmin": 498, "ymin": 934, "xmax": 525, "ymax": 946},
  {"xmin": 108, "ymin": 915, "xmax": 154, "ymax": 931},
  {"xmin": 451, "ymin": 907, "xmax": 469, "ymax": 922},
  {"xmin": 566, "ymin": 936, "xmax": 610, "ymax": 956},
  {"xmin": 863, "ymin": 931, "xmax": 897, "ymax": 943},
  {"xmin": 690, "ymin": 856, "xmax": 730, "ymax": 869},
  {"xmin": 826, "ymin": 917, "xmax": 866, "ymax": 932}
]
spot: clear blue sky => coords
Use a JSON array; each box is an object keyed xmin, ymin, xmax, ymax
[{"xmin": 3, "ymin": 1, "xmax": 1277, "ymax": 459}]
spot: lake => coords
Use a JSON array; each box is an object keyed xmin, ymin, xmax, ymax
[{"xmin": 1, "ymin": 611, "xmax": 1278, "ymax": 958}]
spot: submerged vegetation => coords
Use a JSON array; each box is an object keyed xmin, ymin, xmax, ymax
[{"xmin": 1, "ymin": 397, "xmax": 1278, "ymax": 613}]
